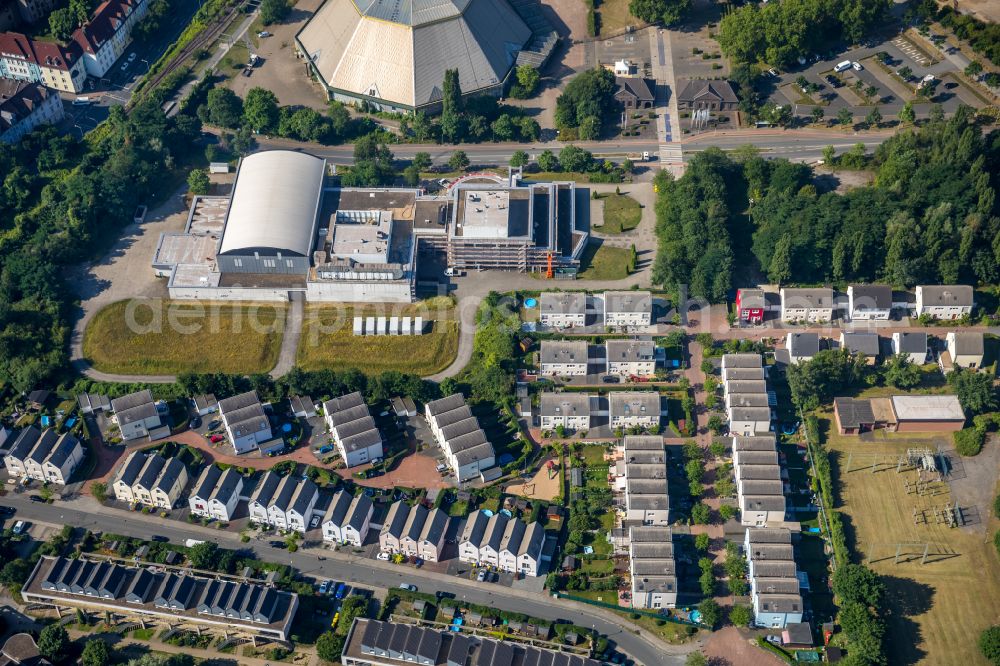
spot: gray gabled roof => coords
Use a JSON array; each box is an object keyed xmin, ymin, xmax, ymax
[
  {"xmin": 44, "ymin": 433, "xmax": 80, "ymax": 469},
  {"xmin": 218, "ymin": 390, "xmax": 260, "ymax": 415},
  {"xmin": 323, "ymin": 490, "xmax": 353, "ymax": 527},
  {"xmin": 111, "ymin": 390, "xmax": 154, "ymax": 414},
  {"xmin": 250, "ymin": 471, "xmax": 282, "ymax": 506},
  {"xmin": 788, "ymin": 332, "xmax": 820, "ymax": 357},
  {"xmin": 540, "ymin": 291, "xmax": 586, "ymax": 316},
  {"xmin": 841, "ymin": 332, "xmax": 880, "ymax": 356},
  {"xmin": 154, "ymin": 458, "xmax": 186, "ymax": 495},
  {"xmin": 135, "ymin": 455, "xmax": 167, "ymax": 491},
  {"xmin": 894, "ymin": 331, "xmax": 927, "ymax": 353},
  {"xmin": 192, "ymin": 464, "xmax": 222, "ymax": 501},
  {"xmin": 918, "ymin": 284, "xmax": 973, "ymax": 306},
  {"xmin": 676, "ymin": 78, "xmax": 737, "ymax": 104},
  {"xmin": 615, "ymin": 76, "xmax": 654, "ymax": 102},
  {"xmin": 346, "ymin": 494, "xmax": 374, "ymax": 530},
  {"xmin": 540, "ymin": 340, "xmax": 588, "ymax": 365},
  {"xmin": 7, "ymin": 426, "xmax": 41, "ymax": 461},
  {"xmin": 289, "ymin": 478, "xmax": 319, "ymax": 516},
  {"xmin": 426, "ymin": 393, "xmax": 467, "ymax": 417},
  {"xmin": 950, "ymin": 331, "xmax": 984, "ymax": 355},
  {"xmin": 212, "ymin": 468, "xmax": 244, "ymax": 505}
]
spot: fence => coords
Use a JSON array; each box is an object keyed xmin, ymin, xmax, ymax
[{"xmin": 553, "ymin": 593, "xmax": 702, "ymax": 627}]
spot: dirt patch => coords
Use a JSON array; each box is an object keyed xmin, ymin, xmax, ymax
[
  {"xmin": 505, "ymin": 457, "xmax": 562, "ymax": 501},
  {"xmin": 702, "ymin": 627, "xmax": 784, "ymax": 666}
]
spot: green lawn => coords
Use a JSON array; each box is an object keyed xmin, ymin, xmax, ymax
[
  {"xmin": 578, "ymin": 444, "xmax": 609, "ymax": 466},
  {"xmin": 598, "ymin": 194, "xmax": 642, "ymax": 233},
  {"xmin": 581, "ymin": 558, "xmax": 615, "ymax": 575},
  {"xmin": 577, "ymin": 242, "xmax": 633, "ymax": 280}
]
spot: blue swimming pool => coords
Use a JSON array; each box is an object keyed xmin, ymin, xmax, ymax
[{"xmin": 524, "ymin": 298, "xmax": 538, "ymax": 308}]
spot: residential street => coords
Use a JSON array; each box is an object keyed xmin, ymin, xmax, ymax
[{"xmin": 2, "ymin": 493, "xmax": 695, "ymax": 666}]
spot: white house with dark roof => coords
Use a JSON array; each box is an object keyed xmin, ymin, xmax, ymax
[
  {"xmin": 539, "ymin": 340, "xmax": 589, "ymax": 376},
  {"xmin": 290, "ymin": 396, "xmax": 316, "ymax": 418},
  {"xmin": 618, "ymin": 435, "xmax": 670, "ymax": 526},
  {"xmin": 603, "ymin": 291, "xmax": 652, "ymax": 328},
  {"xmin": 111, "ymin": 450, "xmax": 146, "ymax": 504},
  {"xmin": 41, "ymin": 433, "xmax": 85, "ymax": 485},
  {"xmin": 458, "ymin": 510, "xmax": 544, "ymax": 575},
  {"xmin": 416, "ymin": 508, "xmax": 448, "ymax": 562},
  {"xmin": 323, "ymin": 392, "xmax": 383, "ymax": 468},
  {"xmin": 248, "ymin": 471, "xmax": 282, "ymax": 525},
  {"xmin": 609, "ymin": 392, "xmax": 660, "ymax": 430},
  {"xmin": 286, "ymin": 478, "xmax": 320, "ymax": 532},
  {"xmin": 539, "ymin": 292, "xmax": 586, "ymax": 328},
  {"xmin": 191, "ymin": 394, "xmax": 217, "ymax": 416},
  {"xmin": 629, "ymin": 526, "xmax": 676, "ymax": 609},
  {"xmin": 847, "ymin": 284, "xmax": 892, "ymax": 320},
  {"xmin": 606, "ymin": 339, "xmax": 656, "ymax": 376},
  {"xmin": 133, "ymin": 454, "xmax": 166, "ymax": 506},
  {"xmin": 189, "ymin": 465, "xmax": 244, "ymax": 522},
  {"xmin": 70, "ymin": 0, "xmax": 150, "ymax": 78},
  {"xmin": 538, "ymin": 393, "xmax": 592, "ymax": 431},
  {"xmin": 424, "ymin": 394, "xmax": 496, "ymax": 483},
  {"xmin": 891, "ymin": 332, "xmax": 928, "ymax": 365},
  {"xmin": 379, "ymin": 500, "xmax": 411, "ymax": 554},
  {"xmin": 744, "ymin": 528, "xmax": 802, "ymax": 629},
  {"xmin": 945, "ymin": 331, "xmax": 984, "ymax": 370},
  {"xmin": 218, "ymin": 391, "xmax": 273, "ymax": 455},
  {"xmin": 785, "ymin": 332, "xmax": 820, "ymax": 365},
  {"xmin": 111, "ymin": 390, "xmax": 166, "ymax": 442},
  {"xmin": 779, "ymin": 288, "xmax": 834, "ymax": 323},
  {"xmin": 150, "ymin": 458, "xmax": 189, "ymax": 510},
  {"xmin": 915, "ymin": 285, "xmax": 973, "ymax": 320},
  {"xmin": 4, "ymin": 426, "xmax": 40, "ymax": 479},
  {"xmin": 322, "ymin": 490, "xmax": 374, "ymax": 546},
  {"xmin": 840, "ymin": 332, "xmax": 880, "ymax": 364}
]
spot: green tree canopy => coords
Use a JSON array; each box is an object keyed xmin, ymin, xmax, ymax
[
  {"xmin": 554, "ymin": 68, "xmax": 616, "ymax": 131},
  {"xmin": 260, "ymin": 0, "xmax": 290, "ymax": 24},
  {"xmin": 38, "ymin": 625, "xmax": 70, "ymax": 663},
  {"xmin": 187, "ymin": 168, "xmax": 210, "ymax": 196},
  {"xmin": 242, "ymin": 87, "xmax": 279, "ymax": 133},
  {"xmin": 205, "ymin": 88, "xmax": 243, "ymax": 128},
  {"xmin": 81, "ymin": 639, "xmax": 111, "ymax": 666},
  {"xmin": 629, "ymin": 0, "xmax": 690, "ymax": 25}
]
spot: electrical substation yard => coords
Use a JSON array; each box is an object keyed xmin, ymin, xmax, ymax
[{"xmin": 821, "ymin": 414, "xmax": 1000, "ymax": 666}]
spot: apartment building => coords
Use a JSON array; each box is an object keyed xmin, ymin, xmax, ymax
[
  {"xmin": 744, "ymin": 528, "xmax": 802, "ymax": 629},
  {"xmin": 539, "ymin": 291, "xmax": 586, "ymax": 328},
  {"xmin": 0, "ymin": 78, "xmax": 63, "ymax": 143},
  {"xmin": 609, "ymin": 392, "xmax": 660, "ymax": 430},
  {"xmin": 779, "ymin": 288, "xmax": 834, "ymax": 323},
  {"xmin": 539, "ymin": 340, "xmax": 589, "ymax": 376},
  {"xmin": 71, "ymin": 0, "xmax": 149, "ymax": 77},
  {"xmin": 603, "ymin": 291, "xmax": 652, "ymax": 328},
  {"xmin": 323, "ymin": 392, "xmax": 383, "ymax": 468},
  {"xmin": 0, "ymin": 31, "xmax": 86, "ymax": 92},
  {"xmin": 538, "ymin": 393, "xmax": 593, "ymax": 431}
]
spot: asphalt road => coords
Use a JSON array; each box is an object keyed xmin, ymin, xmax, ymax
[
  {"xmin": 1, "ymin": 494, "xmax": 689, "ymax": 666},
  {"xmin": 235, "ymin": 129, "xmax": 894, "ymax": 167}
]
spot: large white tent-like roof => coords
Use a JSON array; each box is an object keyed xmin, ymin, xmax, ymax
[
  {"xmin": 297, "ymin": 0, "xmax": 531, "ymax": 110},
  {"xmin": 218, "ymin": 151, "xmax": 327, "ymax": 257}
]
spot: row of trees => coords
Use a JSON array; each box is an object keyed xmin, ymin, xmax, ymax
[
  {"xmin": 652, "ymin": 107, "xmax": 1000, "ymax": 301},
  {"xmin": 718, "ymin": 0, "xmax": 889, "ymax": 68}
]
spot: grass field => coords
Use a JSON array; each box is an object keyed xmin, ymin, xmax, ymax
[
  {"xmin": 83, "ymin": 300, "xmax": 285, "ymax": 374},
  {"xmin": 577, "ymin": 242, "xmax": 633, "ymax": 280},
  {"xmin": 823, "ymin": 415, "xmax": 1000, "ymax": 666},
  {"xmin": 598, "ymin": 194, "xmax": 642, "ymax": 233},
  {"xmin": 596, "ymin": 0, "xmax": 637, "ymax": 35},
  {"xmin": 297, "ymin": 297, "xmax": 459, "ymax": 375}
]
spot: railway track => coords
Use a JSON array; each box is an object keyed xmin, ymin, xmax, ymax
[{"xmin": 129, "ymin": 0, "xmax": 247, "ymax": 107}]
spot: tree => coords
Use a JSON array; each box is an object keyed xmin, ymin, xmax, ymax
[
  {"xmin": 948, "ymin": 368, "xmax": 996, "ymax": 415},
  {"xmin": 513, "ymin": 65, "xmax": 540, "ymax": 98},
  {"xmin": 898, "ymin": 102, "xmax": 915, "ymax": 124},
  {"xmin": 48, "ymin": 8, "xmax": 76, "ymax": 40},
  {"xmin": 491, "ymin": 114, "xmax": 517, "ymax": 141},
  {"xmin": 578, "ymin": 115, "xmax": 600, "ymax": 140},
  {"xmin": 537, "ymin": 149, "xmax": 558, "ymax": 172},
  {"xmin": 729, "ymin": 604, "xmax": 753, "ymax": 627},
  {"xmin": 402, "ymin": 165, "xmax": 420, "ymax": 186},
  {"xmin": 718, "ymin": 504, "xmax": 738, "ymax": 521},
  {"xmin": 811, "ymin": 107, "xmax": 824, "ymax": 124},
  {"xmin": 767, "ymin": 234, "xmax": 793, "ymax": 284},
  {"xmin": 82, "ymin": 639, "xmax": 111, "ymax": 666},
  {"xmin": 558, "ymin": 145, "xmax": 592, "ymax": 172},
  {"xmin": 518, "ymin": 116, "xmax": 540, "ymax": 142},
  {"xmin": 838, "ymin": 107, "xmax": 853, "ymax": 126},
  {"xmin": 697, "ymin": 598, "xmax": 721, "ymax": 628},
  {"xmin": 412, "ymin": 152, "xmax": 432, "ymax": 170},
  {"xmin": 448, "ymin": 150, "xmax": 470, "ymax": 171},
  {"xmin": 91, "ymin": 482, "xmax": 108, "ymax": 503},
  {"xmin": 865, "ymin": 107, "xmax": 882, "ymax": 128},
  {"xmin": 864, "ymin": 85, "xmax": 880, "ymax": 103},
  {"xmin": 694, "ymin": 533, "xmax": 710, "ymax": 551},
  {"xmin": 206, "ymin": 87, "xmax": 243, "ymax": 128},
  {"xmin": 345, "ymin": 134, "xmax": 395, "ymax": 187},
  {"xmin": 981, "ymin": 626, "xmax": 1000, "ymax": 664},
  {"xmin": 188, "ymin": 541, "xmax": 218, "ymax": 569},
  {"xmin": 316, "ymin": 631, "xmax": 345, "ymax": 662},
  {"xmin": 883, "ymin": 354, "xmax": 921, "ymax": 388},
  {"xmin": 965, "ymin": 61, "xmax": 983, "ymax": 78},
  {"xmin": 833, "ymin": 563, "xmax": 885, "ymax": 606},
  {"xmin": 787, "ymin": 349, "xmax": 866, "ymax": 410},
  {"xmin": 335, "ymin": 595, "xmax": 369, "ymax": 635},
  {"xmin": 187, "ymin": 169, "xmax": 210, "ymax": 196},
  {"xmin": 554, "ymin": 67, "xmax": 616, "ymax": 131},
  {"xmin": 707, "ymin": 414, "xmax": 725, "ymax": 435},
  {"xmin": 0, "ymin": 559, "xmax": 33, "ymax": 587},
  {"xmin": 260, "ymin": 0, "xmax": 290, "ymax": 24},
  {"xmin": 38, "ymin": 625, "xmax": 70, "ymax": 663},
  {"xmin": 629, "ymin": 0, "xmax": 690, "ymax": 26},
  {"xmin": 691, "ymin": 502, "xmax": 710, "ymax": 524},
  {"xmin": 242, "ymin": 88, "xmax": 279, "ymax": 133},
  {"xmin": 510, "ymin": 150, "xmax": 529, "ymax": 168},
  {"xmin": 441, "ymin": 69, "xmax": 464, "ymax": 143}
]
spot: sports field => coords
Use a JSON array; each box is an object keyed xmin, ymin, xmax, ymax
[
  {"xmin": 83, "ymin": 300, "xmax": 285, "ymax": 374},
  {"xmin": 822, "ymin": 414, "xmax": 1000, "ymax": 666},
  {"xmin": 297, "ymin": 297, "xmax": 459, "ymax": 376}
]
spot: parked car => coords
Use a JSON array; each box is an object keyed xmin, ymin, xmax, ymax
[
  {"xmin": 209, "ymin": 434, "xmax": 224, "ymax": 443},
  {"xmin": 834, "ymin": 60, "xmax": 852, "ymax": 73},
  {"xmin": 120, "ymin": 62, "xmax": 129, "ymax": 71},
  {"xmin": 319, "ymin": 580, "xmax": 330, "ymax": 595},
  {"xmin": 852, "ymin": 61, "xmax": 863, "ymax": 71},
  {"xmin": 335, "ymin": 583, "xmax": 347, "ymax": 600},
  {"xmin": 28, "ymin": 495, "xmax": 45, "ymax": 503},
  {"xmin": 825, "ymin": 74, "xmax": 842, "ymax": 88},
  {"xmin": 376, "ymin": 552, "xmax": 390, "ymax": 561},
  {"xmin": 12, "ymin": 521, "xmax": 26, "ymax": 534},
  {"xmin": 399, "ymin": 583, "xmax": 417, "ymax": 592},
  {"xmin": 269, "ymin": 540, "xmax": 287, "ymax": 549},
  {"xmin": 767, "ymin": 68, "xmax": 778, "ymax": 77},
  {"xmin": 476, "ymin": 570, "xmax": 487, "ymax": 582},
  {"xmin": 602, "ymin": 376, "xmax": 621, "ymax": 384},
  {"xmin": 152, "ymin": 535, "xmax": 169, "ymax": 542},
  {"xmin": 257, "ymin": 31, "xmax": 271, "ymax": 37},
  {"xmin": 188, "ymin": 417, "xmax": 201, "ymax": 429},
  {"xmin": 208, "ymin": 420, "xmax": 221, "ymax": 429},
  {"xmin": 0, "ymin": 506, "xmax": 14, "ymax": 515}
]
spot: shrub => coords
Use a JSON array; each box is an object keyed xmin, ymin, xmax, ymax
[
  {"xmin": 729, "ymin": 604, "xmax": 753, "ymax": 627},
  {"xmin": 955, "ymin": 426, "xmax": 986, "ymax": 456},
  {"xmin": 691, "ymin": 502, "xmax": 710, "ymax": 524}
]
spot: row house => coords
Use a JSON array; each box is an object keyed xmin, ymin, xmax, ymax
[
  {"xmin": 785, "ymin": 332, "xmax": 820, "ymax": 366},
  {"xmin": 112, "ymin": 451, "xmax": 188, "ymax": 510},
  {"xmin": 321, "ymin": 489, "xmax": 374, "ymax": 546},
  {"xmin": 458, "ymin": 510, "xmax": 545, "ymax": 576},
  {"xmin": 323, "ymin": 392, "xmax": 383, "ymax": 468},
  {"xmin": 0, "ymin": 79, "xmax": 64, "ymax": 143},
  {"xmin": 891, "ymin": 332, "xmax": 928, "ymax": 365},
  {"xmin": 378, "ymin": 501, "xmax": 447, "ymax": 562},
  {"xmin": 425, "ymin": 394, "xmax": 496, "ymax": 483},
  {"xmin": 735, "ymin": 288, "xmax": 765, "ymax": 325},
  {"xmin": 4, "ymin": 427, "xmax": 84, "ymax": 484},
  {"xmin": 538, "ymin": 393, "xmax": 593, "ymax": 432},
  {"xmin": 609, "ymin": 392, "xmax": 660, "ymax": 430},
  {"xmin": 539, "ymin": 340, "xmax": 588, "ymax": 376},
  {"xmin": 111, "ymin": 389, "xmax": 167, "ymax": 442},
  {"xmin": 617, "ymin": 435, "xmax": 669, "ymax": 526},
  {"xmin": 603, "ymin": 291, "xmax": 652, "ymax": 328},
  {"xmin": 629, "ymin": 526, "xmax": 676, "ymax": 609},
  {"xmin": 539, "ymin": 291, "xmax": 586, "ymax": 328},
  {"xmin": 847, "ymin": 284, "xmax": 892, "ymax": 320},
  {"xmin": 218, "ymin": 391, "xmax": 273, "ymax": 455},
  {"xmin": 606, "ymin": 339, "xmax": 656, "ymax": 377},
  {"xmin": 733, "ymin": 435, "xmax": 786, "ymax": 527},
  {"xmin": 840, "ymin": 332, "xmax": 880, "ymax": 364},
  {"xmin": 188, "ymin": 465, "xmax": 244, "ymax": 522},
  {"xmin": 744, "ymin": 528, "xmax": 803, "ymax": 629},
  {"xmin": 779, "ymin": 288, "xmax": 834, "ymax": 323},
  {"xmin": 915, "ymin": 285, "xmax": 973, "ymax": 320},
  {"xmin": 0, "ymin": 31, "xmax": 86, "ymax": 92},
  {"xmin": 248, "ymin": 471, "xmax": 318, "ymax": 533}
]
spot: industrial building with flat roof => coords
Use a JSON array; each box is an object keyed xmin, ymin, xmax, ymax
[
  {"xmin": 23, "ymin": 556, "xmax": 298, "ymax": 640},
  {"xmin": 157, "ymin": 161, "xmax": 590, "ymax": 302}
]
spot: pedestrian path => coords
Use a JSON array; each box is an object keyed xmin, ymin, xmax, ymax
[{"xmin": 649, "ymin": 28, "xmax": 684, "ymax": 176}]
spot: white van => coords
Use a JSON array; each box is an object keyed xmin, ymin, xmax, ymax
[
  {"xmin": 834, "ymin": 60, "xmax": 852, "ymax": 73},
  {"xmin": 72, "ymin": 97, "xmax": 91, "ymax": 105}
]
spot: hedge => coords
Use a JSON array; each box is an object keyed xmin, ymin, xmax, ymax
[
  {"xmin": 805, "ymin": 415, "xmax": 849, "ymax": 567},
  {"xmin": 954, "ymin": 425, "xmax": 986, "ymax": 456}
]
